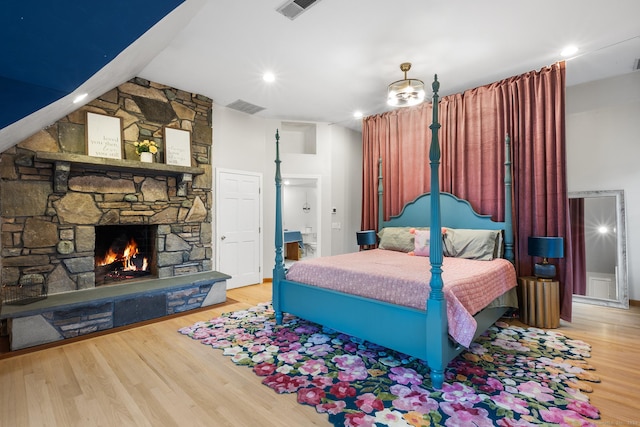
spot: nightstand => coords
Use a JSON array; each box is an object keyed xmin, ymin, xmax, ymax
[
  {"xmin": 356, "ymin": 230, "xmax": 377, "ymax": 250},
  {"xmin": 517, "ymin": 276, "xmax": 560, "ymax": 328}
]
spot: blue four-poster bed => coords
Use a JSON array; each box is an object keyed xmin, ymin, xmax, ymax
[{"xmin": 272, "ymin": 75, "xmax": 517, "ymax": 389}]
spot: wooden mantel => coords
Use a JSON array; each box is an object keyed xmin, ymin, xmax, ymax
[
  {"xmin": 35, "ymin": 151, "xmax": 204, "ymax": 175},
  {"xmin": 35, "ymin": 152, "xmax": 205, "ymax": 196}
]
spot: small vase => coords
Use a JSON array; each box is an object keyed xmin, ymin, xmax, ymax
[{"xmin": 140, "ymin": 152, "xmax": 154, "ymax": 163}]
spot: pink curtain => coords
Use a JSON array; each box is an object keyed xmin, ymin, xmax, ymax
[
  {"xmin": 362, "ymin": 107, "xmax": 433, "ymax": 229},
  {"xmin": 362, "ymin": 62, "xmax": 574, "ymax": 321}
]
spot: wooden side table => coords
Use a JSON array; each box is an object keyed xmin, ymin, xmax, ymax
[
  {"xmin": 285, "ymin": 242, "xmax": 301, "ymax": 260},
  {"xmin": 517, "ymin": 276, "xmax": 560, "ymax": 328},
  {"xmin": 284, "ymin": 231, "xmax": 303, "ymax": 260}
]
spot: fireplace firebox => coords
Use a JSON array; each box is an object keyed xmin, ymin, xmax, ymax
[{"xmin": 95, "ymin": 225, "xmax": 157, "ymax": 285}]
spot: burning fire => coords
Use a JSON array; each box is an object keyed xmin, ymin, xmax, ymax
[{"xmin": 97, "ymin": 237, "xmax": 148, "ymax": 271}]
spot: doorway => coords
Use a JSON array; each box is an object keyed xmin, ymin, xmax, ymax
[
  {"xmin": 282, "ymin": 175, "xmax": 321, "ymax": 263},
  {"xmin": 216, "ymin": 169, "xmax": 262, "ymax": 289}
]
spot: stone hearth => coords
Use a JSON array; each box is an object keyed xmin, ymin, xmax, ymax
[{"xmin": 1, "ymin": 271, "xmax": 229, "ymax": 350}]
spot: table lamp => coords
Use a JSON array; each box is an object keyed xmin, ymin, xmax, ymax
[
  {"xmin": 356, "ymin": 230, "xmax": 377, "ymax": 250},
  {"xmin": 528, "ymin": 236, "xmax": 564, "ymax": 280}
]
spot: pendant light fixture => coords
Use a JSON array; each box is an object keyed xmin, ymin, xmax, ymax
[
  {"xmin": 387, "ymin": 62, "xmax": 425, "ymax": 107},
  {"xmin": 303, "ymin": 192, "xmax": 311, "ymax": 213}
]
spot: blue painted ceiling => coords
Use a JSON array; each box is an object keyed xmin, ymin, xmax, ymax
[{"xmin": 0, "ymin": 0, "xmax": 184, "ymax": 129}]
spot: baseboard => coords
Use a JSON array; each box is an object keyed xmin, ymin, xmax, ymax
[{"xmin": 630, "ymin": 299, "xmax": 640, "ymax": 307}]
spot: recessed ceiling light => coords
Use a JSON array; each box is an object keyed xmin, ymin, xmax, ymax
[
  {"xmin": 263, "ymin": 72, "xmax": 275, "ymax": 83},
  {"xmin": 560, "ymin": 45, "xmax": 578, "ymax": 57},
  {"xmin": 353, "ymin": 111, "xmax": 363, "ymax": 118},
  {"xmin": 73, "ymin": 93, "xmax": 88, "ymax": 103}
]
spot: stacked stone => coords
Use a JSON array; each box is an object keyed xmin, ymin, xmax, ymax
[
  {"xmin": 0, "ymin": 78, "xmax": 213, "ymax": 296},
  {"xmin": 166, "ymin": 283, "xmax": 214, "ymax": 314}
]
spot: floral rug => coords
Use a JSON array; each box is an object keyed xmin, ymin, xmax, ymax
[{"xmin": 179, "ymin": 303, "xmax": 601, "ymax": 426}]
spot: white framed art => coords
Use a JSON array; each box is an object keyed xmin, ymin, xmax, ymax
[
  {"xmin": 164, "ymin": 127, "xmax": 192, "ymax": 166},
  {"xmin": 85, "ymin": 112, "xmax": 123, "ymax": 159}
]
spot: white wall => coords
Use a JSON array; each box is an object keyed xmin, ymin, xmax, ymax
[
  {"xmin": 330, "ymin": 125, "xmax": 363, "ymax": 255},
  {"xmin": 211, "ymin": 106, "xmax": 268, "ymax": 172},
  {"xmin": 212, "ymin": 106, "xmax": 362, "ymax": 280},
  {"xmin": 283, "ymin": 185, "xmax": 318, "ymax": 233},
  {"xmin": 566, "ymin": 71, "xmax": 640, "ymax": 300}
]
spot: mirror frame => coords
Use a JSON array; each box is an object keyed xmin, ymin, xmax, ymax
[{"xmin": 569, "ymin": 190, "xmax": 629, "ymax": 309}]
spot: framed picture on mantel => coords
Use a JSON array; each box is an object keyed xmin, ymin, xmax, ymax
[
  {"xmin": 86, "ymin": 112, "xmax": 123, "ymax": 160},
  {"xmin": 164, "ymin": 127, "xmax": 192, "ymax": 167}
]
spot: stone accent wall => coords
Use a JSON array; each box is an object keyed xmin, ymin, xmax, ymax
[{"xmin": 0, "ymin": 78, "xmax": 213, "ymax": 296}]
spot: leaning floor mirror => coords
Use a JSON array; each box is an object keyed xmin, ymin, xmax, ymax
[{"xmin": 568, "ymin": 190, "xmax": 629, "ymax": 309}]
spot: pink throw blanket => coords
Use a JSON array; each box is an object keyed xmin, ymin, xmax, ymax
[{"xmin": 285, "ymin": 249, "xmax": 517, "ymax": 347}]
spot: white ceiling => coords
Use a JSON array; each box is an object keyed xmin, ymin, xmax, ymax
[
  {"xmin": 2, "ymin": 0, "xmax": 639, "ymax": 149},
  {"xmin": 138, "ymin": 0, "xmax": 640, "ymax": 131}
]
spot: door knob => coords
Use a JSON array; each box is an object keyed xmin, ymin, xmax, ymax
[{"xmin": 221, "ymin": 235, "xmax": 226, "ymax": 240}]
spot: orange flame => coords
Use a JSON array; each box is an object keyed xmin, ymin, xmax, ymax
[{"xmin": 97, "ymin": 238, "xmax": 148, "ymax": 271}]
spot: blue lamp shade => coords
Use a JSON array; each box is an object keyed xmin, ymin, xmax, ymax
[
  {"xmin": 528, "ymin": 236, "xmax": 564, "ymax": 280},
  {"xmin": 356, "ymin": 230, "xmax": 377, "ymax": 249}
]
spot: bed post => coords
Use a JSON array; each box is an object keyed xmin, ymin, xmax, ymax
[
  {"xmin": 503, "ymin": 134, "xmax": 515, "ymax": 263},
  {"xmin": 425, "ymin": 75, "xmax": 447, "ymax": 389},
  {"xmin": 273, "ymin": 130, "xmax": 285, "ymax": 324},
  {"xmin": 377, "ymin": 158, "xmax": 384, "ymax": 228}
]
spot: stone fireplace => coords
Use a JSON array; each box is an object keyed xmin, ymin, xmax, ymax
[
  {"xmin": 0, "ymin": 132, "xmax": 212, "ymax": 296},
  {"xmin": 0, "ymin": 78, "xmax": 228, "ymax": 350},
  {"xmin": 0, "ymin": 77, "xmax": 213, "ymax": 295}
]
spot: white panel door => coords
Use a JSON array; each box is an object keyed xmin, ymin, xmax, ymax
[{"xmin": 217, "ymin": 170, "xmax": 261, "ymax": 289}]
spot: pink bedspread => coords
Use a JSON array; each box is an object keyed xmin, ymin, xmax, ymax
[{"xmin": 285, "ymin": 249, "xmax": 517, "ymax": 347}]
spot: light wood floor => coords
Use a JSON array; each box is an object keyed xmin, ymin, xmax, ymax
[{"xmin": 1, "ymin": 283, "xmax": 639, "ymax": 426}]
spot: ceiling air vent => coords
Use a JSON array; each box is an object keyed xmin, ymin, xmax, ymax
[
  {"xmin": 226, "ymin": 99, "xmax": 265, "ymax": 115},
  {"xmin": 276, "ymin": 0, "xmax": 322, "ymax": 20}
]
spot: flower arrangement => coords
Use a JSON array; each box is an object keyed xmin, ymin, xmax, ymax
[{"xmin": 134, "ymin": 139, "xmax": 159, "ymax": 155}]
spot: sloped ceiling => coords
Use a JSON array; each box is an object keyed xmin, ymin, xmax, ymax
[{"xmin": 0, "ymin": 0, "xmax": 198, "ymax": 151}]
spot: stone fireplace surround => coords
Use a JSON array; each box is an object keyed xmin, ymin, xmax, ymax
[
  {"xmin": 1, "ymin": 159, "xmax": 210, "ymax": 291},
  {"xmin": 0, "ymin": 78, "xmax": 229, "ymax": 350}
]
